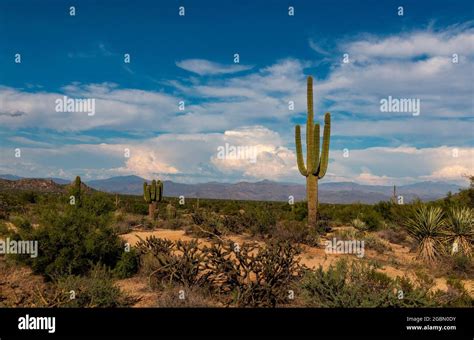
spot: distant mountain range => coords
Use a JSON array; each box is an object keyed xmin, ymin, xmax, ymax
[{"xmin": 0, "ymin": 174, "xmax": 465, "ymax": 204}]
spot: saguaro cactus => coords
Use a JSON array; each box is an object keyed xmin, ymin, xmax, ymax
[
  {"xmin": 295, "ymin": 76, "xmax": 331, "ymax": 228},
  {"xmin": 143, "ymin": 179, "xmax": 163, "ymax": 218},
  {"xmin": 166, "ymin": 203, "xmax": 177, "ymax": 220},
  {"xmin": 70, "ymin": 175, "xmax": 82, "ymax": 207}
]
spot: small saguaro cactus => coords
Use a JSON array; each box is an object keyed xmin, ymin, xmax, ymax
[
  {"xmin": 295, "ymin": 76, "xmax": 331, "ymax": 228},
  {"xmin": 166, "ymin": 203, "xmax": 177, "ymax": 220},
  {"xmin": 143, "ymin": 179, "xmax": 163, "ymax": 219},
  {"xmin": 70, "ymin": 175, "xmax": 82, "ymax": 207}
]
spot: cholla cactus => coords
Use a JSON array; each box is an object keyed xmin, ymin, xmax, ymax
[
  {"xmin": 143, "ymin": 180, "xmax": 163, "ymax": 218},
  {"xmin": 295, "ymin": 76, "xmax": 331, "ymax": 228}
]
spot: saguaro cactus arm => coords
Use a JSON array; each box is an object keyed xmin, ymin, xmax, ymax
[
  {"xmin": 313, "ymin": 123, "xmax": 320, "ymax": 174},
  {"xmin": 315, "ymin": 112, "xmax": 331, "ymax": 179},
  {"xmin": 151, "ymin": 180, "xmax": 156, "ymax": 201},
  {"xmin": 145, "ymin": 185, "xmax": 151, "ymax": 203},
  {"xmin": 143, "ymin": 182, "xmax": 150, "ymax": 203},
  {"xmin": 295, "ymin": 125, "xmax": 308, "ymax": 176},
  {"xmin": 157, "ymin": 180, "xmax": 163, "ymax": 201}
]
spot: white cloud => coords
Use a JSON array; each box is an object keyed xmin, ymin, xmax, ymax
[
  {"xmin": 327, "ymin": 146, "xmax": 473, "ymax": 185},
  {"xmin": 309, "ymin": 39, "xmax": 331, "ymax": 56},
  {"xmin": 0, "ymin": 83, "xmax": 179, "ymax": 131},
  {"xmin": 344, "ymin": 29, "xmax": 474, "ymax": 60},
  {"xmin": 176, "ymin": 59, "xmax": 253, "ymax": 75},
  {"xmin": 315, "ymin": 27, "xmax": 474, "ymax": 121}
]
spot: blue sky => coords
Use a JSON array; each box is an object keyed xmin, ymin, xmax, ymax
[{"xmin": 0, "ymin": 0, "xmax": 473, "ymax": 185}]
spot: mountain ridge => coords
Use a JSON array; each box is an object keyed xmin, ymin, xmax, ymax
[{"xmin": 0, "ymin": 174, "xmax": 464, "ymax": 204}]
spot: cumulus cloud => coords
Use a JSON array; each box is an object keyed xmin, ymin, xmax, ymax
[
  {"xmin": 315, "ymin": 26, "xmax": 474, "ymax": 121},
  {"xmin": 327, "ymin": 146, "xmax": 473, "ymax": 185}
]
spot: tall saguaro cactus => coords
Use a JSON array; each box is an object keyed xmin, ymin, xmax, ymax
[
  {"xmin": 143, "ymin": 179, "xmax": 163, "ymax": 219},
  {"xmin": 295, "ymin": 76, "xmax": 331, "ymax": 228}
]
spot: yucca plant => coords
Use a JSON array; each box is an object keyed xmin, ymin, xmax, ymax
[
  {"xmin": 445, "ymin": 207, "xmax": 473, "ymax": 257},
  {"xmin": 403, "ymin": 205, "xmax": 446, "ymax": 263}
]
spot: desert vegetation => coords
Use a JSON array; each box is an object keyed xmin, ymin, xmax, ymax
[{"xmin": 0, "ymin": 174, "xmax": 472, "ymax": 308}]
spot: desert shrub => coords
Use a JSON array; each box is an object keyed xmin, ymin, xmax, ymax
[
  {"xmin": 136, "ymin": 237, "xmax": 206, "ymax": 288},
  {"xmin": 301, "ymin": 260, "xmax": 437, "ymax": 307},
  {"xmin": 315, "ymin": 214, "xmax": 332, "ymax": 233},
  {"xmin": 378, "ymin": 228, "xmax": 408, "ymax": 245},
  {"xmin": 363, "ymin": 234, "xmax": 392, "ymax": 254},
  {"xmin": 434, "ymin": 278, "xmax": 474, "ymax": 307},
  {"xmin": 373, "ymin": 201, "xmax": 394, "ymax": 221},
  {"xmin": 9, "ymin": 216, "xmax": 32, "ymax": 238},
  {"xmin": 113, "ymin": 212, "xmax": 140, "ymax": 234},
  {"xmin": 291, "ymin": 202, "xmax": 307, "ymax": 221},
  {"xmin": 191, "ymin": 209, "xmax": 205, "ymax": 225},
  {"xmin": 274, "ymin": 220, "xmax": 319, "ymax": 246},
  {"xmin": 136, "ymin": 236, "xmax": 303, "ymax": 307},
  {"xmin": 359, "ymin": 210, "xmax": 383, "ymax": 231},
  {"xmin": 188, "ymin": 210, "xmax": 225, "ymax": 238},
  {"xmin": 124, "ymin": 200, "xmax": 148, "ymax": 215},
  {"xmin": 393, "ymin": 274, "xmax": 438, "ymax": 307},
  {"xmin": 332, "ymin": 228, "xmax": 391, "ymax": 254},
  {"xmin": 351, "ymin": 218, "xmax": 367, "ymax": 231},
  {"xmin": 160, "ymin": 218, "xmax": 184, "ymax": 230},
  {"xmin": 301, "ymin": 260, "xmax": 393, "ymax": 307},
  {"xmin": 332, "ymin": 228, "xmax": 359, "ymax": 240},
  {"xmin": 37, "ymin": 265, "xmax": 131, "ymax": 307},
  {"xmin": 246, "ymin": 208, "xmax": 277, "ymax": 236},
  {"xmin": 113, "ymin": 249, "xmax": 140, "ymax": 279},
  {"xmin": 137, "ymin": 252, "xmax": 161, "ymax": 278},
  {"xmin": 19, "ymin": 191, "xmax": 39, "ymax": 204},
  {"xmin": 140, "ymin": 216, "xmax": 155, "ymax": 229},
  {"xmin": 156, "ymin": 285, "xmax": 215, "ymax": 307},
  {"xmin": 203, "ymin": 240, "xmax": 304, "ymax": 307},
  {"xmin": 0, "ymin": 221, "xmax": 9, "ymax": 236},
  {"xmin": 442, "ymin": 254, "xmax": 474, "ymax": 278},
  {"xmin": 81, "ymin": 192, "xmax": 115, "ymax": 215},
  {"xmin": 17, "ymin": 207, "xmax": 124, "ymax": 279},
  {"xmin": 221, "ymin": 214, "xmax": 245, "ymax": 234}
]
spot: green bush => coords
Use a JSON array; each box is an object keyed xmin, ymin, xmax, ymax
[
  {"xmin": 246, "ymin": 208, "xmax": 276, "ymax": 236},
  {"xmin": 39, "ymin": 265, "xmax": 131, "ymax": 307},
  {"xmin": 301, "ymin": 260, "xmax": 439, "ymax": 307},
  {"xmin": 274, "ymin": 220, "xmax": 319, "ymax": 246},
  {"xmin": 18, "ymin": 207, "xmax": 124, "ymax": 279},
  {"xmin": 449, "ymin": 254, "xmax": 473, "ymax": 276},
  {"xmin": 292, "ymin": 202, "xmax": 307, "ymax": 221},
  {"xmin": 124, "ymin": 200, "xmax": 148, "ymax": 215},
  {"xmin": 113, "ymin": 249, "xmax": 140, "ymax": 279},
  {"xmin": 81, "ymin": 192, "xmax": 115, "ymax": 215},
  {"xmin": 434, "ymin": 278, "xmax": 474, "ymax": 307},
  {"xmin": 360, "ymin": 210, "xmax": 383, "ymax": 231},
  {"xmin": 19, "ymin": 191, "xmax": 39, "ymax": 204}
]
